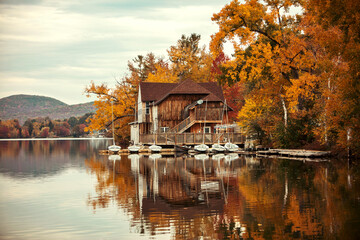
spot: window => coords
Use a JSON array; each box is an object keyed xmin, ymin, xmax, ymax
[
  {"xmin": 160, "ymin": 127, "xmax": 169, "ymax": 133},
  {"xmin": 204, "ymin": 127, "xmax": 211, "ymax": 133},
  {"xmin": 145, "ymin": 102, "xmax": 150, "ymax": 115}
]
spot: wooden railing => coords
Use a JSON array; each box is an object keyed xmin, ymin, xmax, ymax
[
  {"xmin": 171, "ymin": 114, "xmax": 198, "ymax": 133},
  {"xmin": 171, "ymin": 108, "xmax": 224, "ymax": 133},
  {"xmin": 195, "ymin": 108, "xmax": 223, "ymax": 121},
  {"xmin": 140, "ymin": 133, "xmax": 245, "ymax": 146}
]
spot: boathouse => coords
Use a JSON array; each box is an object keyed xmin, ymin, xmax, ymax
[{"xmin": 130, "ymin": 79, "xmax": 244, "ymax": 146}]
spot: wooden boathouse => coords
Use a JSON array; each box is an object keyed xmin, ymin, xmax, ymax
[{"xmin": 130, "ymin": 79, "xmax": 244, "ymax": 146}]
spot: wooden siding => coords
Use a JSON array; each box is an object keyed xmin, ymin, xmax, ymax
[
  {"xmin": 138, "ymin": 95, "xmax": 228, "ymax": 134},
  {"xmin": 139, "ymin": 122, "xmax": 152, "ymax": 135},
  {"xmin": 157, "ymin": 94, "xmax": 207, "ymax": 129},
  {"xmin": 190, "ymin": 123, "xmax": 219, "ymax": 134}
]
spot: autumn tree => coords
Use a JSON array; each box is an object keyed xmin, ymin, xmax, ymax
[
  {"xmin": 211, "ymin": 51, "xmax": 244, "ymax": 122},
  {"xmin": 68, "ymin": 117, "xmax": 78, "ymax": 128},
  {"xmin": 40, "ymin": 127, "xmax": 50, "ymax": 138},
  {"xmin": 86, "ymin": 33, "xmax": 224, "ymax": 141},
  {"xmin": 21, "ymin": 127, "xmax": 30, "ymax": 138},
  {"xmin": 23, "ymin": 119, "xmax": 33, "ymax": 136},
  {"xmin": 53, "ymin": 122, "xmax": 70, "ymax": 137},
  {"xmin": 0, "ymin": 124, "xmax": 10, "ymax": 138},
  {"xmin": 210, "ymin": 0, "xmax": 325, "ymax": 147},
  {"xmin": 210, "ymin": 0, "xmax": 360, "ymax": 154},
  {"xmin": 302, "ymin": 0, "xmax": 360, "ymax": 154},
  {"xmin": 72, "ymin": 124, "xmax": 86, "ymax": 137},
  {"xmin": 85, "ymin": 53, "xmax": 161, "ymax": 142},
  {"xmin": 148, "ymin": 34, "xmax": 218, "ymax": 83}
]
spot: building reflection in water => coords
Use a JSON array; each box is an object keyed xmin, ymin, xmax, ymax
[{"xmin": 85, "ymin": 153, "xmax": 360, "ymax": 240}]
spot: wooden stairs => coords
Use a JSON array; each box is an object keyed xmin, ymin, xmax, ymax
[{"xmin": 171, "ymin": 117, "xmax": 196, "ymax": 133}]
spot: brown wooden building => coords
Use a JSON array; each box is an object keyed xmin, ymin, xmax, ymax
[{"xmin": 130, "ymin": 79, "xmax": 243, "ymax": 145}]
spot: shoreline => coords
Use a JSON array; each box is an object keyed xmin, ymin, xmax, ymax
[{"xmin": 0, "ymin": 137, "xmax": 113, "ymax": 141}]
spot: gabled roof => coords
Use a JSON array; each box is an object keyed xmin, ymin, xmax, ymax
[
  {"xmin": 139, "ymin": 79, "xmax": 225, "ymax": 105},
  {"xmin": 140, "ymin": 82, "xmax": 177, "ymax": 102},
  {"xmin": 154, "ymin": 79, "xmax": 211, "ymax": 105},
  {"xmin": 199, "ymin": 82, "xmax": 225, "ymax": 102},
  {"xmin": 169, "ymin": 79, "xmax": 210, "ymax": 95}
]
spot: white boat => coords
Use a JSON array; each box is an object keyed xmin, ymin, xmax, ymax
[
  {"xmin": 225, "ymin": 142, "xmax": 239, "ymax": 152},
  {"xmin": 211, "ymin": 143, "xmax": 226, "ymax": 152},
  {"xmin": 212, "ymin": 153, "xmax": 225, "ymax": 161},
  {"xmin": 225, "ymin": 153, "xmax": 239, "ymax": 162},
  {"xmin": 128, "ymin": 154, "xmax": 140, "ymax": 161},
  {"xmin": 108, "ymin": 144, "xmax": 121, "ymax": 154},
  {"xmin": 149, "ymin": 154, "xmax": 162, "ymax": 161},
  {"xmin": 149, "ymin": 144, "xmax": 162, "ymax": 152},
  {"xmin": 194, "ymin": 100, "xmax": 210, "ymax": 153},
  {"xmin": 194, "ymin": 143, "xmax": 209, "ymax": 152},
  {"xmin": 221, "ymin": 100, "xmax": 239, "ymax": 153},
  {"xmin": 128, "ymin": 145, "xmax": 141, "ymax": 153},
  {"xmin": 128, "ymin": 154, "xmax": 140, "ymax": 174},
  {"xmin": 108, "ymin": 101, "xmax": 121, "ymax": 153},
  {"xmin": 195, "ymin": 154, "xmax": 209, "ymax": 161},
  {"xmin": 108, "ymin": 154, "xmax": 121, "ymax": 161}
]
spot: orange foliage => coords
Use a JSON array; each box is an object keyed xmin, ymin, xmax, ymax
[
  {"xmin": 148, "ymin": 34, "xmax": 218, "ymax": 83},
  {"xmin": 210, "ymin": 0, "xmax": 360, "ymax": 153},
  {"xmin": 84, "ymin": 54, "xmax": 161, "ymax": 141}
]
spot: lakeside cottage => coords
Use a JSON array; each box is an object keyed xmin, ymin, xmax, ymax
[{"xmin": 130, "ymin": 79, "xmax": 243, "ymax": 146}]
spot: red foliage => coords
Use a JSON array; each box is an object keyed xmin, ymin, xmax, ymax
[
  {"xmin": 55, "ymin": 126, "xmax": 70, "ymax": 137},
  {"xmin": 211, "ymin": 52, "xmax": 229, "ymax": 76},
  {"xmin": 21, "ymin": 127, "xmax": 30, "ymax": 138},
  {"xmin": 40, "ymin": 127, "xmax": 50, "ymax": 138},
  {"xmin": 223, "ymin": 82, "xmax": 245, "ymax": 122},
  {"xmin": 0, "ymin": 126, "xmax": 10, "ymax": 138}
]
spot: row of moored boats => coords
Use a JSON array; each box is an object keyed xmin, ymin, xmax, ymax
[
  {"xmin": 194, "ymin": 142, "xmax": 239, "ymax": 153},
  {"xmin": 109, "ymin": 142, "xmax": 239, "ymax": 154},
  {"xmin": 109, "ymin": 143, "xmax": 162, "ymax": 154}
]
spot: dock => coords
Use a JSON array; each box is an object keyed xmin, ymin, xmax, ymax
[
  {"xmin": 100, "ymin": 148, "xmax": 177, "ymax": 155},
  {"xmin": 101, "ymin": 147, "xmax": 331, "ymax": 161},
  {"xmin": 256, "ymin": 149, "xmax": 331, "ymax": 158}
]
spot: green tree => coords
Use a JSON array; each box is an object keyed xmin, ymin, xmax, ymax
[
  {"xmin": 23, "ymin": 119, "xmax": 33, "ymax": 136},
  {"xmin": 68, "ymin": 116, "xmax": 78, "ymax": 128}
]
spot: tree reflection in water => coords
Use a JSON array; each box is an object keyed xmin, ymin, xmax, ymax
[{"xmin": 85, "ymin": 154, "xmax": 360, "ymax": 240}]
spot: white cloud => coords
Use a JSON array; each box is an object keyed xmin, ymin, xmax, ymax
[
  {"xmin": 0, "ymin": 5, "xmax": 84, "ymax": 43},
  {"xmin": 0, "ymin": 0, "xmax": 231, "ymax": 104}
]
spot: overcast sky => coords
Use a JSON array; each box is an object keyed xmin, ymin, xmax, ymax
[{"xmin": 0, "ymin": 0, "xmax": 232, "ymax": 105}]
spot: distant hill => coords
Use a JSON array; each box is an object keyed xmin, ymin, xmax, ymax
[{"xmin": 0, "ymin": 94, "xmax": 96, "ymax": 124}]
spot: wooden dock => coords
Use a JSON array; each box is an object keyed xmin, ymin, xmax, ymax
[
  {"xmin": 100, "ymin": 148, "xmax": 177, "ymax": 155},
  {"xmin": 256, "ymin": 149, "xmax": 331, "ymax": 158},
  {"xmin": 139, "ymin": 133, "xmax": 244, "ymax": 146},
  {"xmin": 100, "ymin": 147, "xmax": 331, "ymax": 161}
]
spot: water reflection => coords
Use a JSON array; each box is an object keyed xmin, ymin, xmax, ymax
[
  {"xmin": 1, "ymin": 140, "xmax": 359, "ymax": 239},
  {"xmin": 0, "ymin": 139, "xmax": 108, "ymax": 178},
  {"xmin": 86, "ymin": 153, "xmax": 360, "ymax": 239}
]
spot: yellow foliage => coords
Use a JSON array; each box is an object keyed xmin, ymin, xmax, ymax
[
  {"xmin": 85, "ymin": 80, "xmax": 136, "ymax": 142},
  {"xmin": 285, "ymin": 73, "xmax": 320, "ymax": 114},
  {"xmin": 147, "ymin": 63, "xmax": 177, "ymax": 83},
  {"xmin": 238, "ymin": 95, "xmax": 274, "ymax": 134}
]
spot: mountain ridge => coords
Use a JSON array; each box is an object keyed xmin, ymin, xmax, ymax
[{"xmin": 0, "ymin": 94, "xmax": 96, "ymax": 123}]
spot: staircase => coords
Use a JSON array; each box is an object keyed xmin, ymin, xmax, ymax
[{"xmin": 171, "ymin": 116, "xmax": 196, "ymax": 133}]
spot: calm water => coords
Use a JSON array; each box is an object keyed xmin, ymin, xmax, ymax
[{"xmin": 0, "ymin": 140, "xmax": 359, "ymax": 239}]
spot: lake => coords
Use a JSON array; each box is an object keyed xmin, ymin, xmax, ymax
[{"xmin": 0, "ymin": 139, "xmax": 359, "ymax": 239}]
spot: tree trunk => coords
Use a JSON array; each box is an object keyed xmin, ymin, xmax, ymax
[{"xmin": 280, "ymin": 94, "xmax": 288, "ymax": 129}]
